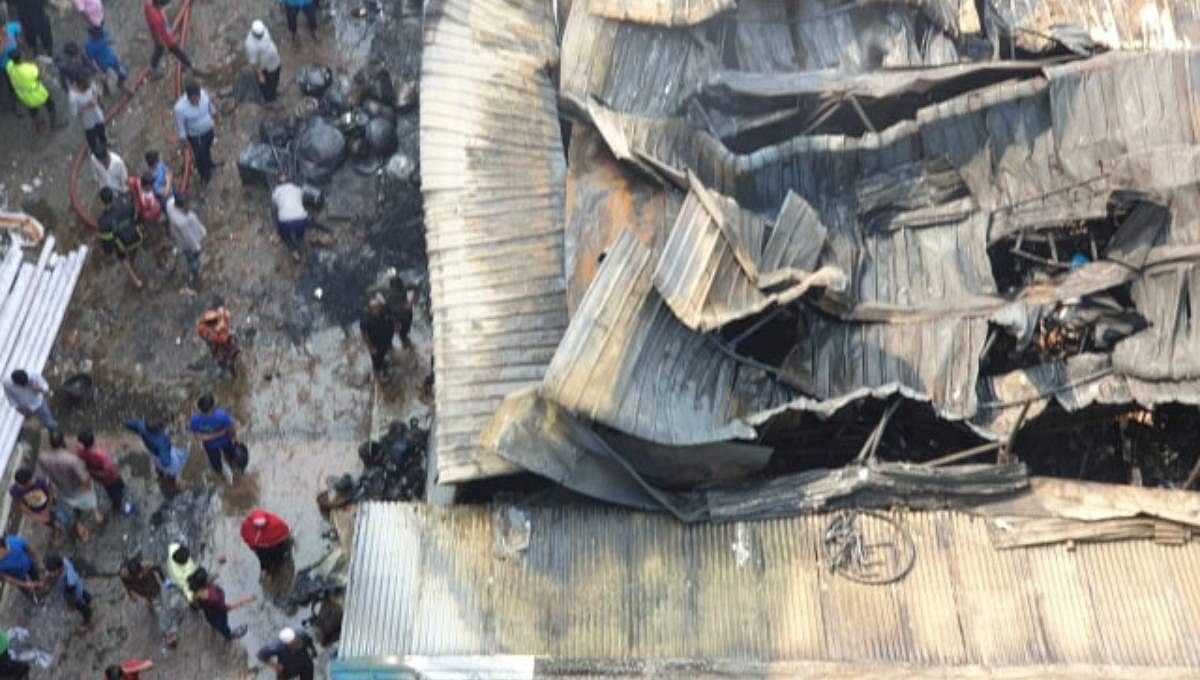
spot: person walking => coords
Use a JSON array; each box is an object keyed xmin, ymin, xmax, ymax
[
  {"xmin": 72, "ymin": 0, "xmax": 104, "ymax": 29},
  {"xmin": 97, "ymin": 186, "xmax": 145, "ymax": 289},
  {"xmin": 164, "ymin": 543, "xmax": 197, "ymax": 603},
  {"xmin": 5, "ymin": 49, "xmax": 55, "ymax": 132},
  {"xmin": 144, "ymin": 0, "xmax": 193, "ymax": 74},
  {"xmin": 10, "ymin": 0, "xmax": 51, "ymax": 55},
  {"xmin": 120, "ymin": 555, "xmax": 180, "ymax": 645},
  {"xmin": 9, "ymin": 468, "xmax": 82, "ymax": 541},
  {"xmin": 43, "ymin": 555, "xmax": 92, "ymax": 630},
  {"xmin": 245, "ymin": 20, "xmax": 280, "ymax": 103},
  {"xmin": 104, "ymin": 660, "xmax": 154, "ymax": 680},
  {"xmin": 129, "ymin": 172, "xmax": 164, "ymax": 230},
  {"xmin": 55, "ymin": 42, "xmax": 96, "ymax": 95},
  {"xmin": 359, "ymin": 294, "xmax": 394, "ymax": 375},
  {"xmin": 68, "ymin": 76, "xmax": 105, "ymax": 158},
  {"xmin": 0, "ymin": 534, "xmax": 43, "ymax": 595},
  {"xmin": 0, "ymin": 630, "xmax": 30, "ymax": 678},
  {"xmin": 3, "ymin": 369, "xmax": 56, "ymax": 431},
  {"xmin": 257, "ymin": 627, "xmax": 316, "ymax": 680},
  {"xmin": 84, "ymin": 25, "xmax": 132, "ymax": 96},
  {"xmin": 75, "ymin": 430, "xmax": 135, "ymax": 518},
  {"xmin": 196, "ymin": 302, "xmax": 238, "ymax": 374},
  {"xmin": 123, "ymin": 418, "xmax": 187, "ymax": 494},
  {"xmin": 187, "ymin": 568, "xmax": 253, "ymax": 641},
  {"xmin": 190, "ymin": 394, "xmax": 242, "ymax": 477},
  {"xmin": 91, "ymin": 146, "xmax": 128, "ymax": 194},
  {"xmin": 166, "ymin": 193, "xmax": 205, "ymax": 288},
  {"xmin": 38, "ymin": 430, "xmax": 99, "ymax": 531},
  {"xmin": 240, "ymin": 508, "xmax": 291, "ymax": 573},
  {"xmin": 271, "ymin": 175, "xmax": 309, "ymax": 260},
  {"xmin": 173, "ymin": 81, "xmax": 218, "ymax": 185},
  {"xmin": 373, "ymin": 270, "xmax": 414, "ymax": 349},
  {"xmin": 280, "ymin": 0, "xmax": 319, "ymax": 43}
]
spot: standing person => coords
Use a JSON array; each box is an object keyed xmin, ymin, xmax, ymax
[
  {"xmin": 104, "ymin": 660, "xmax": 154, "ymax": 680},
  {"xmin": 3, "ymin": 369, "xmax": 56, "ymax": 431},
  {"xmin": 240, "ymin": 509, "xmax": 291, "ymax": 573},
  {"xmin": 97, "ymin": 187, "xmax": 145, "ymax": 289},
  {"xmin": 5, "ymin": 49, "xmax": 55, "ymax": 132},
  {"xmin": 187, "ymin": 568, "xmax": 252, "ymax": 641},
  {"xmin": 165, "ymin": 193, "xmax": 205, "ymax": 288},
  {"xmin": 272, "ymin": 175, "xmax": 309, "ymax": 260},
  {"xmin": 373, "ymin": 270, "xmax": 414, "ymax": 349},
  {"xmin": 72, "ymin": 0, "xmax": 103, "ymax": 29},
  {"xmin": 173, "ymin": 81, "xmax": 218, "ymax": 185},
  {"xmin": 244, "ymin": 20, "xmax": 280, "ymax": 103},
  {"xmin": 38, "ymin": 430, "xmax": 99, "ymax": 530},
  {"xmin": 257, "ymin": 627, "xmax": 316, "ymax": 680},
  {"xmin": 55, "ymin": 42, "xmax": 96, "ymax": 94},
  {"xmin": 280, "ymin": 0, "xmax": 319, "ymax": 43},
  {"xmin": 119, "ymin": 555, "xmax": 163, "ymax": 609},
  {"xmin": 358, "ymin": 294, "xmax": 394, "ymax": 375},
  {"xmin": 123, "ymin": 418, "xmax": 187, "ymax": 494},
  {"xmin": 144, "ymin": 0, "xmax": 193, "ymax": 74},
  {"xmin": 0, "ymin": 534, "xmax": 42, "ymax": 595},
  {"xmin": 9, "ymin": 468, "xmax": 81, "ymax": 540},
  {"xmin": 129, "ymin": 172, "xmax": 164, "ymax": 230},
  {"xmin": 144, "ymin": 150, "xmax": 173, "ymax": 205},
  {"xmin": 164, "ymin": 543, "xmax": 197, "ymax": 603},
  {"xmin": 85, "ymin": 25, "xmax": 132, "ymax": 96},
  {"xmin": 68, "ymin": 76, "xmax": 105, "ymax": 158},
  {"xmin": 196, "ymin": 302, "xmax": 238, "ymax": 375},
  {"xmin": 75, "ymin": 430, "xmax": 135, "ymax": 517},
  {"xmin": 91, "ymin": 146, "xmax": 128, "ymax": 194},
  {"xmin": 43, "ymin": 555, "xmax": 92, "ymax": 630},
  {"xmin": 189, "ymin": 394, "xmax": 242, "ymax": 477},
  {"xmin": 0, "ymin": 630, "xmax": 30, "ymax": 679},
  {"xmin": 10, "ymin": 0, "xmax": 51, "ymax": 55}
]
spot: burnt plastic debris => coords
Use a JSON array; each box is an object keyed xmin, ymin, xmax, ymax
[
  {"xmin": 301, "ymin": 184, "xmax": 325, "ymax": 212},
  {"xmin": 259, "ymin": 118, "xmax": 296, "ymax": 147},
  {"xmin": 362, "ymin": 98, "xmax": 396, "ymax": 122},
  {"xmin": 321, "ymin": 76, "xmax": 353, "ymax": 116},
  {"xmin": 385, "ymin": 152, "xmax": 415, "ymax": 182},
  {"xmin": 238, "ymin": 143, "xmax": 293, "ymax": 188},
  {"xmin": 348, "ymin": 419, "xmax": 428, "ymax": 502},
  {"xmin": 297, "ymin": 64, "xmax": 334, "ymax": 97},
  {"xmin": 365, "ymin": 117, "xmax": 398, "ymax": 155},
  {"xmin": 296, "ymin": 117, "xmax": 347, "ymax": 185},
  {"xmin": 233, "ymin": 71, "xmax": 265, "ymax": 104},
  {"xmin": 355, "ymin": 63, "xmax": 396, "ymax": 107}
]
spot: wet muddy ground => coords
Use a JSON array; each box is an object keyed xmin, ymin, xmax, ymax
[{"xmin": 0, "ymin": 0, "xmax": 426, "ymax": 677}]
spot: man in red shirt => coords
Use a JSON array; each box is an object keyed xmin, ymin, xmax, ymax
[
  {"xmin": 142, "ymin": 0, "xmax": 194, "ymax": 75},
  {"xmin": 75, "ymin": 430, "xmax": 134, "ymax": 519},
  {"xmin": 104, "ymin": 658, "xmax": 154, "ymax": 679},
  {"xmin": 241, "ymin": 508, "xmax": 291, "ymax": 572}
]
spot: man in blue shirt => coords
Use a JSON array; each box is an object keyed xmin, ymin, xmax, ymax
[
  {"xmin": 124, "ymin": 417, "xmax": 186, "ymax": 493},
  {"xmin": 44, "ymin": 555, "xmax": 92, "ymax": 628},
  {"xmin": 173, "ymin": 81, "xmax": 219, "ymax": 185},
  {"xmin": 281, "ymin": 0, "xmax": 319, "ymax": 44},
  {"xmin": 0, "ymin": 534, "xmax": 42, "ymax": 593},
  {"xmin": 84, "ymin": 25, "xmax": 131, "ymax": 96},
  {"xmin": 189, "ymin": 393, "xmax": 241, "ymax": 478}
]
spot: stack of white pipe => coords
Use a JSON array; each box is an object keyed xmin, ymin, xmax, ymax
[{"xmin": 0, "ymin": 237, "xmax": 89, "ymax": 475}]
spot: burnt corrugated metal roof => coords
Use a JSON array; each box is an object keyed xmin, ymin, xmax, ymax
[
  {"xmin": 540, "ymin": 231, "xmax": 794, "ymax": 446},
  {"xmin": 986, "ymin": 0, "xmax": 1200, "ymax": 52},
  {"xmin": 421, "ymin": 0, "xmax": 568, "ymax": 483},
  {"xmin": 587, "ymin": 0, "xmax": 734, "ymax": 26},
  {"xmin": 341, "ymin": 500, "xmax": 1200, "ymax": 668}
]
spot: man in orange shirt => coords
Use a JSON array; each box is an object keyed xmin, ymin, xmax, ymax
[
  {"xmin": 240, "ymin": 508, "xmax": 291, "ymax": 573},
  {"xmin": 196, "ymin": 301, "xmax": 238, "ymax": 376}
]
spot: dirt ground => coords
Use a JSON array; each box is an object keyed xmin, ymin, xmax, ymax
[{"xmin": 0, "ymin": 0, "xmax": 426, "ymax": 677}]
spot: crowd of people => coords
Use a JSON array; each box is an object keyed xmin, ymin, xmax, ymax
[{"xmin": 1, "ymin": 1, "xmax": 344, "ymax": 678}]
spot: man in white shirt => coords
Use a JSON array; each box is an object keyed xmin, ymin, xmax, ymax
[
  {"xmin": 90, "ymin": 146, "xmax": 128, "ymax": 194},
  {"xmin": 173, "ymin": 81, "xmax": 219, "ymax": 185},
  {"xmin": 244, "ymin": 20, "xmax": 281, "ymax": 103},
  {"xmin": 272, "ymin": 175, "xmax": 308, "ymax": 261},
  {"xmin": 165, "ymin": 192, "xmax": 206, "ymax": 287},
  {"xmin": 3, "ymin": 369, "xmax": 56, "ymax": 431}
]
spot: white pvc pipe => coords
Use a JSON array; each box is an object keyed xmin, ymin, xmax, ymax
[
  {"xmin": 0, "ymin": 247, "xmax": 21, "ymax": 299},
  {"xmin": 0, "ymin": 237, "xmax": 55, "ymax": 376}
]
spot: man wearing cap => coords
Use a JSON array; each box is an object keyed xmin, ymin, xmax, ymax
[
  {"xmin": 240, "ymin": 508, "xmax": 291, "ymax": 572},
  {"xmin": 244, "ymin": 20, "xmax": 281, "ymax": 103},
  {"xmin": 257, "ymin": 627, "xmax": 316, "ymax": 680}
]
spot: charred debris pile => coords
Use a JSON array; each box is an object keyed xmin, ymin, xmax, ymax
[{"xmin": 424, "ymin": 0, "xmax": 1200, "ymax": 515}]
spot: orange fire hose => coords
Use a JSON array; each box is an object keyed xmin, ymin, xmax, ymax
[{"xmin": 68, "ymin": 0, "xmax": 195, "ymax": 230}]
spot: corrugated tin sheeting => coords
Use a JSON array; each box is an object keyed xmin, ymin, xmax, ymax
[
  {"xmin": 421, "ymin": 0, "xmax": 568, "ymax": 483},
  {"xmin": 341, "ymin": 501, "xmax": 1200, "ymax": 669},
  {"xmin": 587, "ymin": 0, "xmax": 734, "ymax": 26}
]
